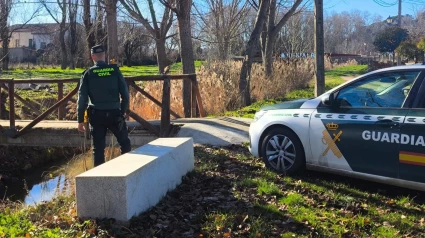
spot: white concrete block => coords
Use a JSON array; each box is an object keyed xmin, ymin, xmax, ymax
[{"xmin": 75, "ymin": 137, "xmax": 194, "ymax": 222}]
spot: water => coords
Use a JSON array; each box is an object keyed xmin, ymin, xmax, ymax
[
  {"xmin": 1, "ymin": 159, "xmax": 72, "ymax": 205},
  {"xmin": 23, "ymin": 174, "xmax": 69, "ymax": 206}
]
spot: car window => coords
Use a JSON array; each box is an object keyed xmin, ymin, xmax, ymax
[{"xmin": 336, "ymin": 71, "xmax": 421, "ymax": 108}]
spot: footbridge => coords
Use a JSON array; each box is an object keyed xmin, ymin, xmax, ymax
[{"xmin": 0, "ymin": 73, "xmax": 205, "ymax": 147}]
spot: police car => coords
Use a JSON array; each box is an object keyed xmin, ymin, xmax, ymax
[{"xmin": 249, "ymin": 65, "xmax": 425, "ymax": 191}]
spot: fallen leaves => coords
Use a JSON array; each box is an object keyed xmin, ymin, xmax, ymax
[{"xmin": 4, "ymin": 145, "xmax": 425, "ymax": 237}]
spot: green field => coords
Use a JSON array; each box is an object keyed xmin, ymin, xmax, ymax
[
  {"xmin": 0, "ymin": 61, "xmax": 204, "ymax": 79},
  {"xmin": 224, "ymin": 65, "xmax": 368, "ymax": 118}
]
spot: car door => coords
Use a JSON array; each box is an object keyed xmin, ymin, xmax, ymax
[
  {"xmin": 399, "ymin": 70, "xmax": 425, "ymax": 183},
  {"xmin": 309, "ymin": 69, "xmax": 424, "ymax": 179}
]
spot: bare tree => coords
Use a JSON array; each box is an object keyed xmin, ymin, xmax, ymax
[
  {"xmin": 165, "ymin": 25, "xmax": 181, "ymax": 62},
  {"xmin": 119, "ymin": 22, "xmax": 150, "ymax": 66},
  {"xmin": 103, "ymin": 0, "xmax": 119, "ymax": 63},
  {"xmin": 262, "ymin": 0, "xmax": 305, "ymax": 76},
  {"xmin": 0, "ymin": 0, "xmax": 13, "ymax": 70},
  {"xmin": 0, "ymin": 0, "xmax": 41, "ymax": 70},
  {"xmin": 406, "ymin": 9, "xmax": 425, "ymax": 43},
  {"xmin": 193, "ymin": 0, "xmax": 249, "ymax": 60},
  {"xmin": 94, "ymin": 0, "xmax": 107, "ymax": 45},
  {"xmin": 68, "ymin": 0, "xmax": 78, "ymax": 69},
  {"xmin": 159, "ymin": 0, "xmax": 196, "ymax": 117},
  {"xmin": 120, "ymin": 0, "xmax": 174, "ymax": 73},
  {"xmin": 239, "ymin": 0, "xmax": 270, "ymax": 107},
  {"xmin": 276, "ymin": 11, "xmax": 314, "ymax": 59},
  {"xmin": 322, "ymin": 10, "xmax": 387, "ymax": 56},
  {"xmin": 82, "ymin": 0, "xmax": 96, "ymax": 64},
  {"xmin": 41, "ymin": 0, "xmax": 68, "ymax": 69}
]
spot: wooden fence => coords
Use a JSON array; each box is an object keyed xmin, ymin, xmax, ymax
[{"xmin": 0, "ymin": 73, "xmax": 205, "ymax": 138}]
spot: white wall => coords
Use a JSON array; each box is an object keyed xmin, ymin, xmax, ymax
[{"xmin": 33, "ymin": 34, "xmax": 52, "ymax": 49}]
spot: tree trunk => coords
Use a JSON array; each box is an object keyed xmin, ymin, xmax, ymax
[
  {"xmin": 261, "ymin": 21, "xmax": 267, "ymax": 62},
  {"xmin": 105, "ymin": 0, "xmax": 118, "ymax": 63},
  {"xmin": 59, "ymin": 0, "xmax": 67, "ymax": 70},
  {"xmin": 264, "ymin": 32, "xmax": 276, "ymax": 76},
  {"xmin": 1, "ymin": 37, "xmax": 9, "ymax": 70},
  {"xmin": 59, "ymin": 27, "xmax": 67, "ymax": 70},
  {"xmin": 222, "ymin": 38, "xmax": 230, "ymax": 60},
  {"xmin": 95, "ymin": 1, "xmax": 106, "ymax": 45},
  {"xmin": 264, "ymin": 0, "xmax": 277, "ymax": 76},
  {"xmin": 393, "ymin": 51, "xmax": 395, "ymax": 64},
  {"xmin": 314, "ymin": 0, "xmax": 325, "ymax": 96},
  {"xmin": 70, "ymin": 53, "xmax": 75, "ymax": 69},
  {"xmin": 0, "ymin": 0, "xmax": 11, "ymax": 70},
  {"xmin": 239, "ymin": 0, "xmax": 270, "ymax": 107},
  {"xmin": 262, "ymin": 0, "xmax": 303, "ymax": 77},
  {"xmin": 69, "ymin": 0, "xmax": 78, "ymax": 70},
  {"xmin": 156, "ymin": 37, "xmax": 167, "ymax": 74},
  {"xmin": 83, "ymin": 0, "xmax": 95, "ymax": 65},
  {"xmin": 177, "ymin": 0, "xmax": 195, "ymax": 118},
  {"xmin": 126, "ymin": 54, "xmax": 132, "ymax": 66}
]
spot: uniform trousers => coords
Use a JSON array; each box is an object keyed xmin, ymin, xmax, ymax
[{"xmin": 88, "ymin": 108, "xmax": 131, "ymax": 166}]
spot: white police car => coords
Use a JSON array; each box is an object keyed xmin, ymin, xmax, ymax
[{"xmin": 249, "ymin": 65, "xmax": 425, "ymax": 191}]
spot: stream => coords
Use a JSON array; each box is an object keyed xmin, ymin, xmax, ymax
[{"xmin": 1, "ymin": 158, "xmax": 73, "ymax": 206}]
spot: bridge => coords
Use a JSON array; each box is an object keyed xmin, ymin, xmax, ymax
[{"xmin": 0, "ymin": 73, "xmax": 205, "ymax": 147}]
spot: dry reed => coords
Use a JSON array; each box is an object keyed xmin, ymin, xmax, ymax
[
  {"xmin": 127, "ymin": 57, "xmax": 358, "ymax": 119},
  {"xmin": 196, "ymin": 59, "xmax": 315, "ymax": 115}
]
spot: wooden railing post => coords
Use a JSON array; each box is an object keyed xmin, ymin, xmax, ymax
[
  {"xmin": 192, "ymin": 75, "xmax": 206, "ymax": 118},
  {"xmin": 8, "ymin": 80, "xmax": 15, "ymax": 129},
  {"xmin": 128, "ymin": 110, "xmax": 159, "ymax": 136},
  {"xmin": 58, "ymin": 82, "xmax": 64, "ymax": 120},
  {"xmin": 129, "ymin": 82, "xmax": 181, "ymax": 119},
  {"xmin": 190, "ymin": 76, "xmax": 197, "ymax": 118},
  {"xmin": 160, "ymin": 76, "xmax": 171, "ymax": 137}
]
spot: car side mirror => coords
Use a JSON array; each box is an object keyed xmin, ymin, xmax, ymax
[{"xmin": 321, "ymin": 93, "xmax": 334, "ymax": 106}]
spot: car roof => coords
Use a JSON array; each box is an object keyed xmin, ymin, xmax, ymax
[
  {"xmin": 372, "ymin": 64, "xmax": 425, "ymax": 73},
  {"xmin": 321, "ymin": 64, "xmax": 425, "ymax": 96}
]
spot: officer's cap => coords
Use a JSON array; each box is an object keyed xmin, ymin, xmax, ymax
[{"xmin": 91, "ymin": 44, "xmax": 105, "ymax": 54}]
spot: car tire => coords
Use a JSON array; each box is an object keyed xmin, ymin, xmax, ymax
[{"xmin": 260, "ymin": 127, "xmax": 305, "ymax": 175}]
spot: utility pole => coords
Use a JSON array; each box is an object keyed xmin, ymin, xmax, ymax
[
  {"xmin": 314, "ymin": 0, "xmax": 325, "ymax": 96},
  {"xmin": 397, "ymin": 0, "xmax": 402, "ymax": 65}
]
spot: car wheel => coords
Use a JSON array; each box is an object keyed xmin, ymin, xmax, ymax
[{"xmin": 260, "ymin": 127, "xmax": 305, "ymax": 175}]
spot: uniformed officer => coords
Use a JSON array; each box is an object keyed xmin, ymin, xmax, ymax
[{"xmin": 77, "ymin": 44, "xmax": 131, "ymax": 167}]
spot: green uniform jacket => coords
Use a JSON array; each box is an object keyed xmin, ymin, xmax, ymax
[{"xmin": 77, "ymin": 61, "xmax": 129, "ymax": 123}]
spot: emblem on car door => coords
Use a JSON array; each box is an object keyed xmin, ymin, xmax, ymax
[{"xmin": 322, "ymin": 122, "xmax": 343, "ymax": 158}]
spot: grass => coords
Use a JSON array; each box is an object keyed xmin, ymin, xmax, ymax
[
  {"xmin": 223, "ymin": 64, "xmax": 367, "ymax": 119},
  {"xmin": 2, "ymin": 145, "xmax": 425, "ymax": 237},
  {"xmin": 0, "ymin": 61, "xmax": 204, "ymax": 79}
]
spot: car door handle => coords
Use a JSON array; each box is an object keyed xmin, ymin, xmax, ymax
[{"xmin": 375, "ymin": 119, "xmax": 399, "ymax": 128}]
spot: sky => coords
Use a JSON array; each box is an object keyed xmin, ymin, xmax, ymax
[
  {"xmin": 323, "ymin": 0, "xmax": 425, "ymax": 18},
  {"xmin": 8, "ymin": 0, "xmax": 425, "ymax": 25}
]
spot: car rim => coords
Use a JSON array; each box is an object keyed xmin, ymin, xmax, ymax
[{"xmin": 265, "ymin": 134, "xmax": 296, "ymax": 172}]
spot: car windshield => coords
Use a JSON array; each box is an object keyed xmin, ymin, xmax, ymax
[{"xmin": 336, "ymin": 70, "xmax": 421, "ymax": 108}]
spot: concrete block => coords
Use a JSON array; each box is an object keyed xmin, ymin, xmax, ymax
[{"xmin": 75, "ymin": 137, "xmax": 194, "ymax": 222}]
